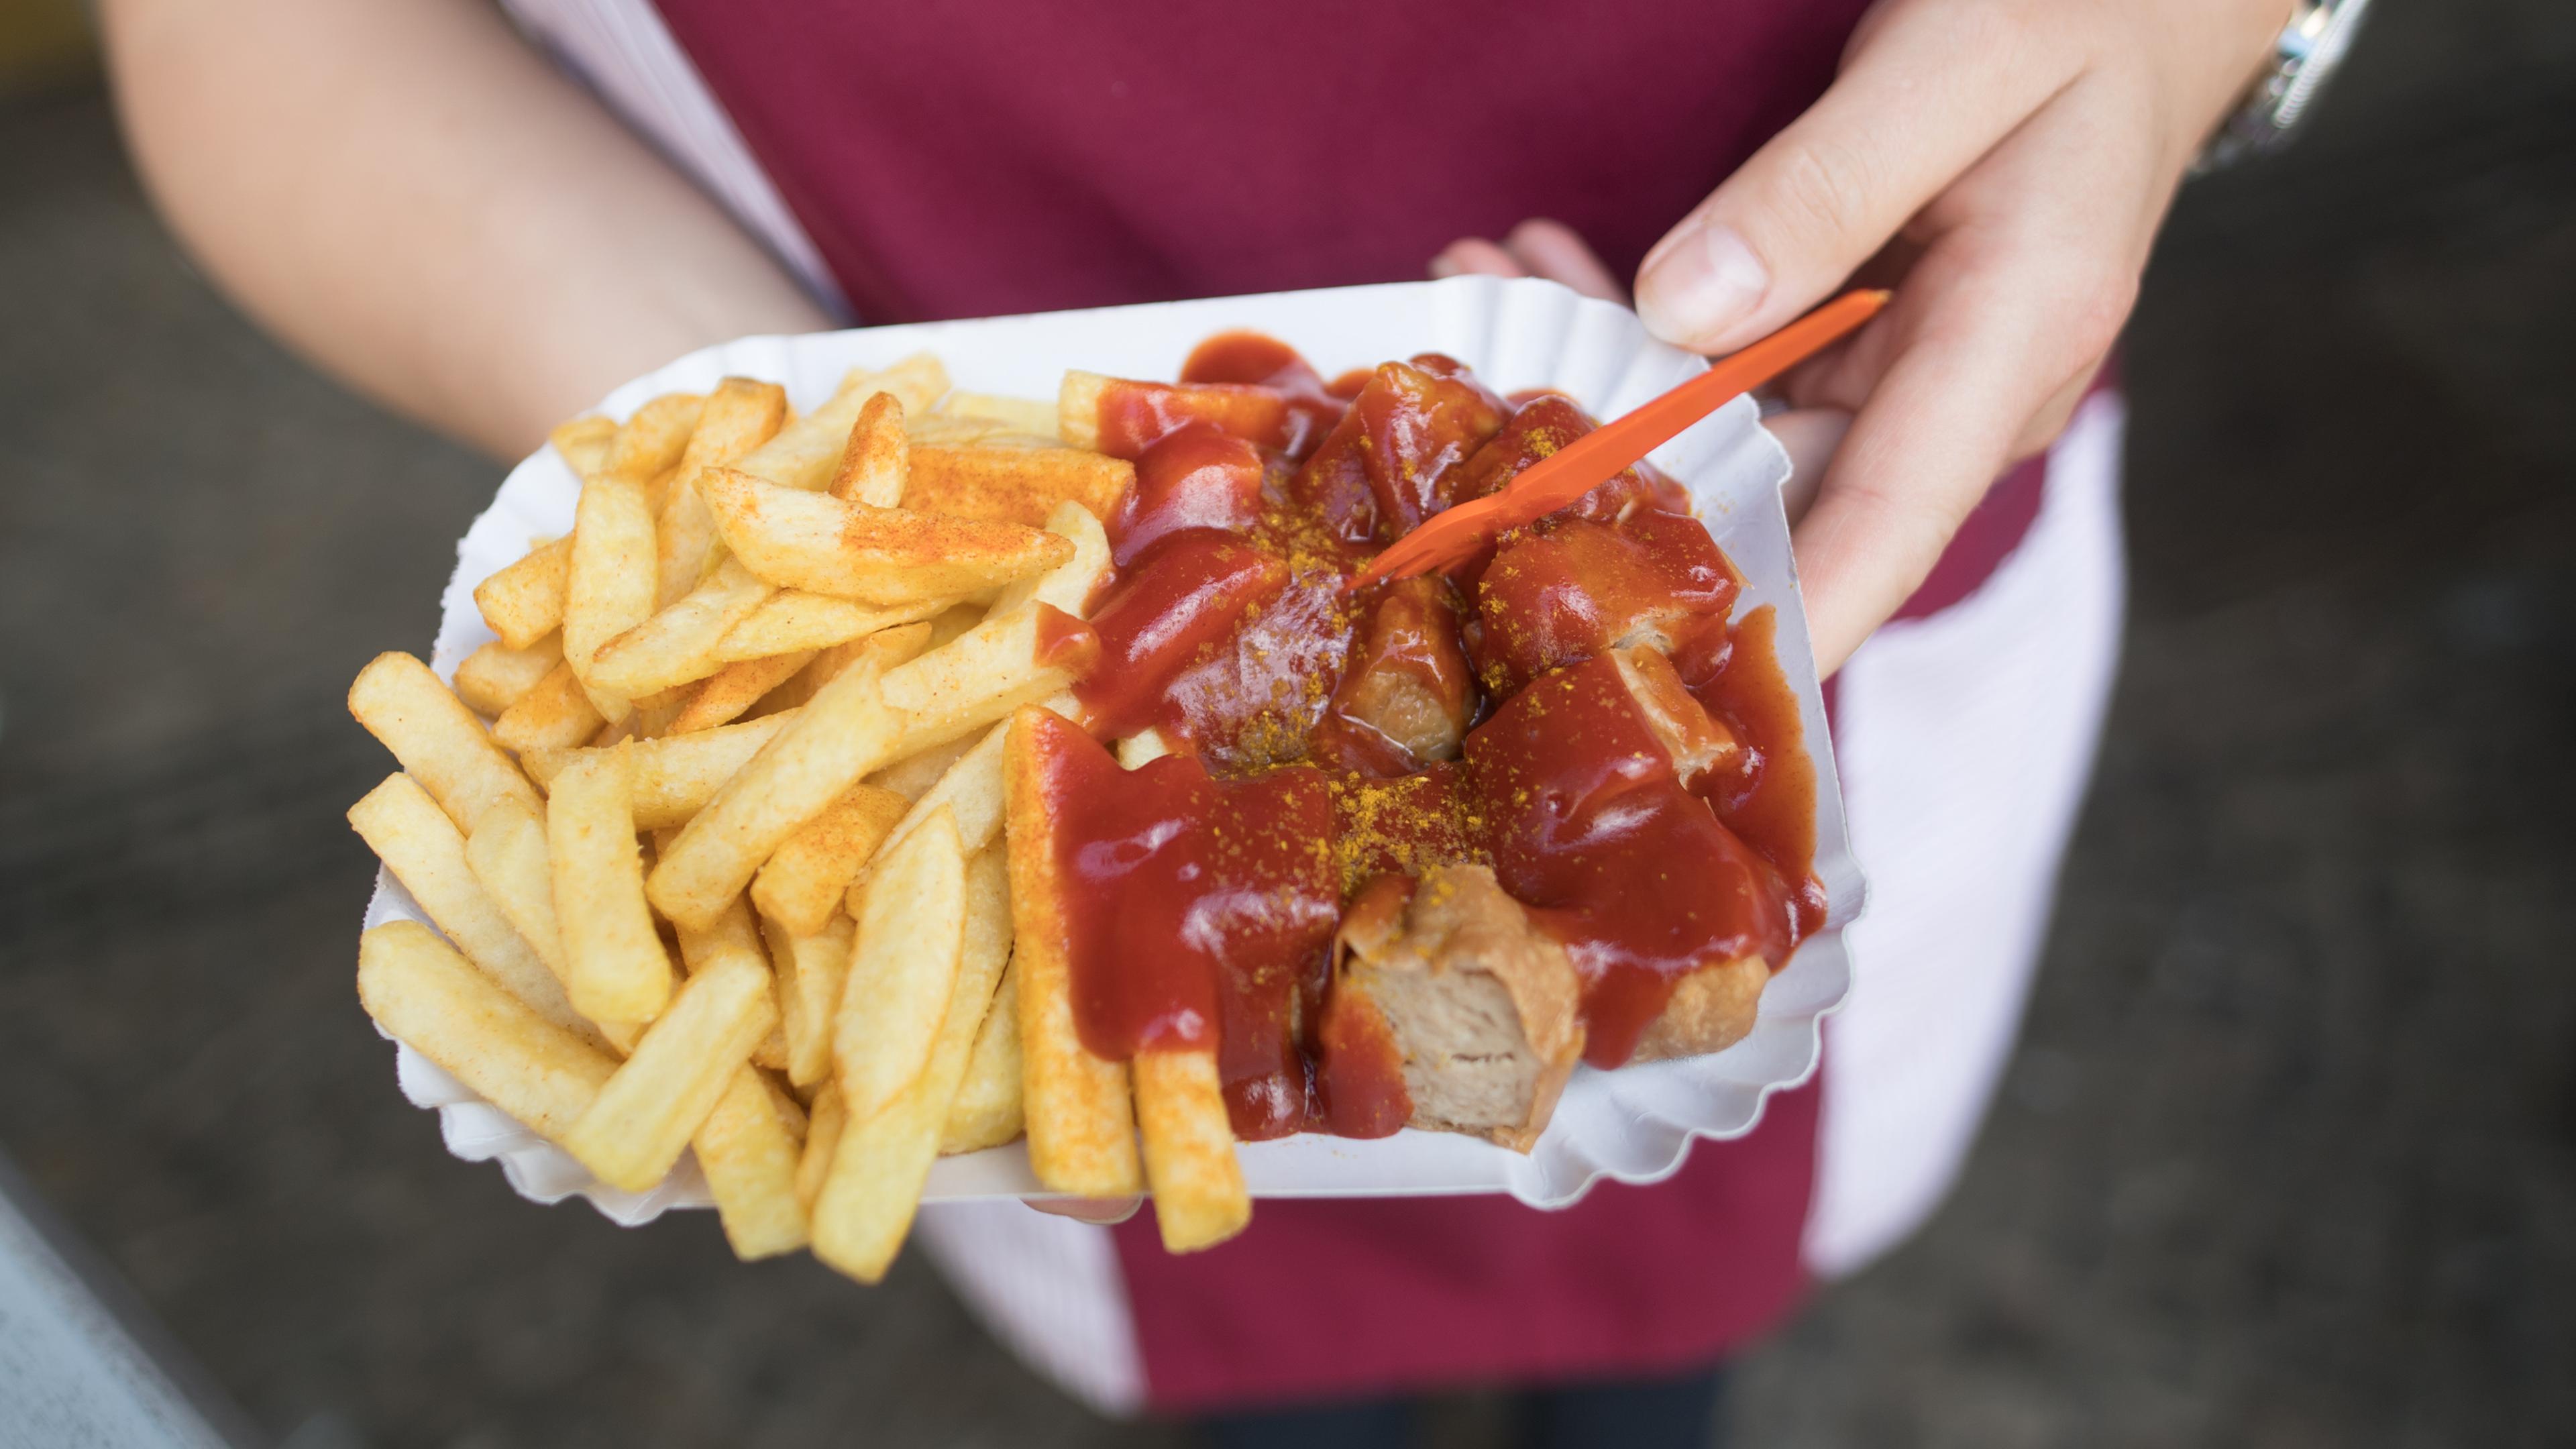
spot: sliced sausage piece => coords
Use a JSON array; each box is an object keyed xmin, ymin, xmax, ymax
[{"xmin": 1332, "ymin": 865, "xmax": 1585, "ymax": 1151}]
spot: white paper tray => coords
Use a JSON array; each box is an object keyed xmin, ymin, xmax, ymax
[{"xmin": 361, "ymin": 276, "xmax": 1864, "ymax": 1220}]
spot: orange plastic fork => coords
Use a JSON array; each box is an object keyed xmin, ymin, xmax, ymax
[{"xmin": 1354, "ymin": 288, "xmax": 1892, "ymax": 587}]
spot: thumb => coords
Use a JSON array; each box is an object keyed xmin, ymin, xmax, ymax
[{"xmin": 1633, "ymin": 4, "xmax": 2076, "ymax": 352}]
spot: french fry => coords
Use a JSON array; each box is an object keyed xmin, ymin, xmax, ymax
[
  {"xmin": 492, "ymin": 660, "xmax": 608, "ymax": 754},
  {"xmin": 523, "ymin": 710, "xmax": 796, "ymax": 829},
  {"xmin": 796, "ymin": 1077, "xmax": 845, "ymax": 1212},
  {"xmin": 667, "ymin": 650, "xmax": 814, "ymax": 735},
  {"xmin": 868, "ymin": 731, "xmax": 983, "ymax": 802},
  {"xmin": 605, "ymin": 392, "xmax": 707, "ymax": 500},
  {"xmin": 645, "ymin": 625, "xmax": 926, "ymax": 930},
  {"xmin": 1059, "ymin": 370, "xmax": 1287, "ymax": 456},
  {"xmin": 657, "ymin": 377, "xmax": 790, "ymax": 608},
  {"xmin": 1006, "ymin": 707, "xmax": 1142, "ymax": 1196},
  {"xmin": 996, "ymin": 499, "xmax": 1114, "ymax": 616},
  {"xmin": 827, "ymin": 391, "xmax": 908, "ymax": 506},
  {"xmin": 809, "ymin": 841, "xmax": 1012, "ymax": 1283},
  {"xmin": 700, "ymin": 468, "xmax": 1074, "ymax": 607},
  {"xmin": 550, "ymin": 416, "xmax": 616, "ymax": 478},
  {"xmin": 586, "ymin": 556, "xmax": 776, "ymax": 698},
  {"xmin": 1056, "ymin": 370, "xmax": 1112, "ymax": 451},
  {"xmin": 904, "ymin": 445, "xmax": 1132, "ymax": 530},
  {"xmin": 462, "ymin": 796, "xmax": 567, "ymax": 985},
  {"xmin": 547, "ymin": 747, "xmax": 675, "ymax": 1024},
  {"xmin": 754, "ymin": 781, "xmax": 909, "ymax": 936},
  {"xmin": 713, "ymin": 590, "xmax": 951, "ymax": 663},
  {"xmin": 359, "ymin": 922, "xmax": 619, "ymax": 1142},
  {"xmin": 350, "ymin": 774, "xmax": 594, "ymax": 1044},
  {"xmin": 833, "ymin": 808, "xmax": 967, "ymax": 1123},
  {"xmin": 759, "ymin": 911, "xmax": 853, "ymax": 1088},
  {"xmin": 934, "ymin": 390, "xmax": 1059, "ymax": 438},
  {"xmin": 562, "ymin": 476, "xmax": 659, "ymax": 721},
  {"xmin": 729, "ymin": 355, "xmax": 950, "ymax": 492},
  {"xmin": 1132, "ymin": 1049, "xmax": 1251, "ymax": 1253},
  {"xmin": 564, "ymin": 952, "xmax": 777, "ymax": 1191},
  {"xmin": 676, "ymin": 896, "xmax": 787, "ymax": 1073},
  {"xmin": 941, "ymin": 957, "xmax": 1026, "ymax": 1155},
  {"xmin": 474, "ymin": 537, "xmax": 573, "ymax": 650},
  {"xmin": 875, "ymin": 718, "xmax": 1010, "ymax": 867},
  {"xmin": 631, "ymin": 683, "xmax": 692, "ymax": 739},
  {"xmin": 348, "ymin": 652, "xmax": 543, "ymax": 833},
  {"xmin": 453, "ymin": 635, "xmax": 564, "ymax": 717},
  {"xmin": 694, "ymin": 1067, "xmax": 810, "ymax": 1259},
  {"xmin": 880, "ymin": 602, "xmax": 1085, "ymax": 757}
]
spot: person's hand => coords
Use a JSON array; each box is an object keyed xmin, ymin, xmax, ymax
[{"xmin": 1439, "ymin": 0, "xmax": 2288, "ymax": 674}]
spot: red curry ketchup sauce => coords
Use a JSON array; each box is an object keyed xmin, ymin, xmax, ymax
[{"xmin": 1040, "ymin": 333, "xmax": 1821, "ymax": 1138}]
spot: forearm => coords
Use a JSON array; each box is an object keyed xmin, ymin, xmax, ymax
[{"xmin": 101, "ymin": 0, "xmax": 830, "ymax": 460}]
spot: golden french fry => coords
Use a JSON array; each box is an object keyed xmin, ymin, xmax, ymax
[
  {"xmin": 731, "ymin": 356, "xmax": 950, "ymax": 493},
  {"xmin": 525, "ymin": 709, "xmax": 797, "ymax": 828},
  {"xmin": 694, "ymin": 1066, "xmax": 810, "ymax": 1259},
  {"xmin": 828, "ymin": 391, "xmax": 908, "ymax": 506},
  {"xmin": 1133, "ymin": 1049, "xmax": 1250, "ymax": 1253},
  {"xmin": 453, "ymin": 635, "xmax": 564, "ymax": 717},
  {"xmin": 810, "ymin": 844, "xmax": 1010, "ymax": 1283},
  {"xmin": 563, "ymin": 476, "xmax": 659, "ymax": 721},
  {"xmin": 350, "ymin": 774, "xmax": 594, "ymax": 1044},
  {"xmin": 564, "ymin": 952, "xmax": 777, "ymax": 1191},
  {"xmin": 759, "ymin": 911, "xmax": 853, "ymax": 1088},
  {"xmin": 877, "ymin": 718, "xmax": 1009, "ymax": 865},
  {"xmin": 348, "ymin": 652, "xmax": 543, "ymax": 833},
  {"xmin": 867, "ymin": 731, "xmax": 983, "ymax": 803},
  {"xmin": 547, "ymin": 747, "xmax": 675, "ymax": 1024},
  {"xmin": 645, "ymin": 625, "xmax": 926, "ymax": 930},
  {"xmin": 668, "ymin": 650, "xmax": 814, "ymax": 735},
  {"xmin": 674, "ymin": 894, "xmax": 765, "ymax": 975},
  {"xmin": 833, "ymin": 808, "xmax": 968, "ymax": 1123},
  {"xmin": 1116, "ymin": 728, "xmax": 1174, "ymax": 768},
  {"xmin": 997, "ymin": 499, "xmax": 1113, "ymax": 616},
  {"xmin": 550, "ymin": 416, "xmax": 616, "ymax": 478},
  {"xmin": 474, "ymin": 537, "xmax": 573, "ymax": 650},
  {"xmin": 358, "ymin": 921, "xmax": 619, "ymax": 1144},
  {"xmin": 658, "ymin": 377, "xmax": 790, "ymax": 608},
  {"xmin": 631, "ymin": 683, "xmax": 693, "ymax": 739},
  {"xmin": 1056, "ymin": 370, "xmax": 1112, "ymax": 451},
  {"xmin": 1058, "ymin": 371, "xmax": 1283, "ymax": 455},
  {"xmin": 904, "ymin": 416, "xmax": 1043, "ymax": 447},
  {"xmin": 754, "ymin": 781, "xmax": 908, "ymax": 936},
  {"xmin": 462, "ymin": 796, "xmax": 568, "ymax": 986},
  {"xmin": 606, "ymin": 392, "xmax": 707, "ymax": 500},
  {"xmin": 934, "ymin": 391, "xmax": 1059, "ymax": 438},
  {"xmin": 941, "ymin": 957, "xmax": 1025, "ymax": 1155},
  {"xmin": 492, "ymin": 660, "xmax": 608, "ymax": 754},
  {"xmin": 1007, "ymin": 706, "xmax": 1142, "ymax": 1196},
  {"xmin": 712, "ymin": 590, "xmax": 951, "ymax": 663},
  {"xmin": 700, "ymin": 468, "xmax": 1074, "ymax": 607},
  {"xmin": 904, "ymin": 445, "xmax": 1132, "ymax": 530},
  {"xmin": 587, "ymin": 556, "xmax": 777, "ymax": 699},
  {"xmin": 796, "ymin": 1076, "xmax": 845, "ymax": 1212},
  {"xmin": 880, "ymin": 602, "xmax": 1081, "ymax": 758},
  {"xmin": 677, "ymin": 896, "xmax": 788, "ymax": 1071}
]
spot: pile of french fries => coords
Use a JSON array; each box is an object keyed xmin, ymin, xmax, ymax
[{"xmin": 348, "ymin": 354, "xmax": 1249, "ymax": 1279}]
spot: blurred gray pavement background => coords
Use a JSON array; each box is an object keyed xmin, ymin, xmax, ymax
[{"xmin": 3, "ymin": 1, "xmax": 2571, "ymax": 1444}]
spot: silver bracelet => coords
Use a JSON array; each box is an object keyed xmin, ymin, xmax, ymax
[{"xmin": 2196, "ymin": 0, "xmax": 2375, "ymax": 172}]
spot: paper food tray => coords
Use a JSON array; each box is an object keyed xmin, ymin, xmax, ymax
[{"xmin": 360, "ymin": 276, "xmax": 1864, "ymax": 1222}]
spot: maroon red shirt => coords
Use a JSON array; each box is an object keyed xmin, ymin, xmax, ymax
[{"xmin": 645, "ymin": 0, "xmax": 2041, "ymax": 1409}]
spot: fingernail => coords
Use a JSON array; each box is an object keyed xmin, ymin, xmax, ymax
[{"xmin": 1636, "ymin": 221, "xmax": 1768, "ymax": 350}]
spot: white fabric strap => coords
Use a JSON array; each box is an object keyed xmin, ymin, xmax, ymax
[
  {"xmin": 1804, "ymin": 393, "xmax": 2129, "ymax": 1275},
  {"xmin": 495, "ymin": 0, "xmax": 850, "ymax": 319}
]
